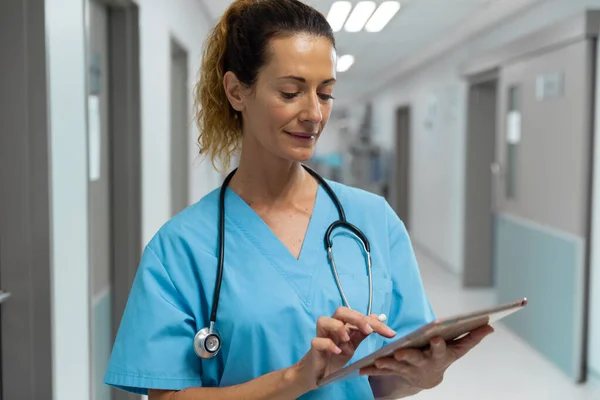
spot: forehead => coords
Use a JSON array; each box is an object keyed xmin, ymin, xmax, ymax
[{"xmin": 262, "ymin": 34, "xmax": 336, "ymax": 81}]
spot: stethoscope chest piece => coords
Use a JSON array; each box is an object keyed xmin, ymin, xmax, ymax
[{"xmin": 194, "ymin": 326, "xmax": 222, "ymax": 358}]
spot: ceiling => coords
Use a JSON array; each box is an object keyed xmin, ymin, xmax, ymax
[{"xmin": 199, "ymin": 0, "xmax": 536, "ymax": 102}]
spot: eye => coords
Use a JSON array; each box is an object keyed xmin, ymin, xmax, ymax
[
  {"xmin": 280, "ymin": 91, "xmax": 300, "ymax": 99},
  {"xmin": 319, "ymin": 93, "xmax": 335, "ymax": 101}
]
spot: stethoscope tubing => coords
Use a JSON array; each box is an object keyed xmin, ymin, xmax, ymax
[{"xmin": 209, "ymin": 164, "xmax": 373, "ymax": 331}]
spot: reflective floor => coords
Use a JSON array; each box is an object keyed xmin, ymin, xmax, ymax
[{"xmin": 413, "ymin": 247, "xmax": 600, "ymax": 400}]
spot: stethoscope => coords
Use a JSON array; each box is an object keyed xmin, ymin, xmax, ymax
[{"xmin": 193, "ymin": 164, "xmax": 387, "ymax": 359}]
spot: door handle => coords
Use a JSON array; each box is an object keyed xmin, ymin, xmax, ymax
[{"xmin": 0, "ymin": 291, "xmax": 11, "ymax": 305}]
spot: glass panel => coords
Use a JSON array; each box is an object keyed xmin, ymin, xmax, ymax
[{"xmin": 506, "ymin": 85, "xmax": 521, "ymax": 199}]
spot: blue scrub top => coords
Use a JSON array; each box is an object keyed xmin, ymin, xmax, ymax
[{"xmin": 104, "ymin": 180, "xmax": 435, "ymax": 399}]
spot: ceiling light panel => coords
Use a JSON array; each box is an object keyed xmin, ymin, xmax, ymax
[
  {"xmin": 337, "ymin": 54, "xmax": 355, "ymax": 72},
  {"xmin": 326, "ymin": 1, "xmax": 353, "ymax": 32},
  {"xmin": 365, "ymin": 1, "xmax": 402, "ymax": 32},
  {"xmin": 344, "ymin": 1, "xmax": 377, "ymax": 32}
]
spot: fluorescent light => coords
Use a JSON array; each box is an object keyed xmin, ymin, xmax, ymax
[
  {"xmin": 365, "ymin": 1, "xmax": 402, "ymax": 32},
  {"xmin": 326, "ymin": 1, "xmax": 352, "ymax": 32},
  {"xmin": 337, "ymin": 54, "xmax": 355, "ymax": 72},
  {"xmin": 344, "ymin": 1, "xmax": 377, "ymax": 33}
]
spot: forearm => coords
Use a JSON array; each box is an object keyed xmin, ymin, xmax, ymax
[
  {"xmin": 151, "ymin": 365, "xmax": 307, "ymax": 400},
  {"xmin": 369, "ymin": 376, "xmax": 422, "ymax": 399}
]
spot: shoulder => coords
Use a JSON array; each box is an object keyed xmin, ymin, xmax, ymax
[
  {"xmin": 146, "ymin": 187, "xmax": 221, "ymax": 261},
  {"xmin": 324, "ymin": 179, "xmax": 387, "ymax": 210},
  {"xmin": 323, "ymin": 179, "xmax": 393, "ymax": 220},
  {"xmin": 323, "ymin": 179, "xmax": 406, "ymax": 237}
]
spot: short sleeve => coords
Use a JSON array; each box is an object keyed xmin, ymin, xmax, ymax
[
  {"xmin": 382, "ymin": 201, "xmax": 436, "ymax": 343},
  {"xmin": 104, "ymin": 245, "xmax": 203, "ymax": 395}
]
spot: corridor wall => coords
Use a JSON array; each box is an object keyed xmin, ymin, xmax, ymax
[
  {"xmin": 139, "ymin": 0, "xmax": 221, "ymax": 245},
  {"xmin": 359, "ymin": 0, "xmax": 600, "ymax": 275},
  {"xmin": 352, "ymin": 0, "xmax": 600, "ymax": 384}
]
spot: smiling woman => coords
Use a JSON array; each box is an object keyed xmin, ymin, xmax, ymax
[
  {"xmin": 195, "ymin": 0, "xmax": 338, "ymax": 172},
  {"xmin": 103, "ymin": 1, "xmax": 491, "ymax": 399}
]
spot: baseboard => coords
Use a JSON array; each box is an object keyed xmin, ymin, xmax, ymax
[{"xmin": 588, "ymin": 368, "xmax": 600, "ymax": 389}]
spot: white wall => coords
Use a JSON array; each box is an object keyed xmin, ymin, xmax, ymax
[
  {"xmin": 45, "ymin": 1, "xmax": 90, "ymax": 399},
  {"xmin": 355, "ymin": 0, "xmax": 600, "ymax": 274},
  {"xmin": 139, "ymin": 0, "xmax": 221, "ymax": 244}
]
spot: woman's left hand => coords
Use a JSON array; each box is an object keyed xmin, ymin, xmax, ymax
[{"xmin": 359, "ymin": 324, "xmax": 494, "ymax": 390}]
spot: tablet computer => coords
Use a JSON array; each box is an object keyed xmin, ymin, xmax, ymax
[{"xmin": 316, "ymin": 297, "xmax": 528, "ymax": 387}]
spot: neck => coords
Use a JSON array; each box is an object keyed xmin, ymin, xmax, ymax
[{"xmin": 229, "ymin": 145, "xmax": 310, "ymax": 205}]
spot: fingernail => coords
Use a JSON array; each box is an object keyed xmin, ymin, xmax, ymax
[
  {"xmin": 387, "ymin": 327, "xmax": 396, "ymax": 336},
  {"xmin": 343, "ymin": 332, "xmax": 351, "ymax": 342},
  {"xmin": 365, "ymin": 324, "xmax": 374, "ymax": 334},
  {"xmin": 334, "ymin": 346, "xmax": 342, "ymax": 354}
]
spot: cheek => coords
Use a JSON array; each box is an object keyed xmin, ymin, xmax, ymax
[{"xmin": 270, "ymin": 106, "xmax": 296, "ymax": 127}]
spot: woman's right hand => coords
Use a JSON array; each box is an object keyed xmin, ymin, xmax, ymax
[{"xmin": 292, "ymin": 307, "xmax": 397, "ymax": 393}]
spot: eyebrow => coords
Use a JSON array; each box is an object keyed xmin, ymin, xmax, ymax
[{"xmin": 278, "ymin": 75, "xmax": 336, "ymax": 85}]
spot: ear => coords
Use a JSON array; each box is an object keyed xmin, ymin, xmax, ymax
[{"xmin": 223, "ymin": 71, "xmax": 246, "ymax": 112}]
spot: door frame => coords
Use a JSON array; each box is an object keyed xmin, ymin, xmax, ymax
[
  {"xmin": 0, "ymin": 1, "xmax": 53, "ymax": 399},
  {"xmin": 85, "ymin": 1, "xmax": 142, "ymax": 399}
]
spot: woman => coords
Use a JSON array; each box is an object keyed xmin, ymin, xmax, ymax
[{"xmin": 104, "ymin": 0, "xmax": 493, "ymax": 399}]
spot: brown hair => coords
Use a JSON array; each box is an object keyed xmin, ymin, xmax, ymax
[{"xmin": 193, "ymin": 0, "xmax": 335, "ymax": 171}]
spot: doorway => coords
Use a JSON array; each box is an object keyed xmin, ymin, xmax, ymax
[
  {"xmin": 170, "ymin": 39, "xmax": 190, "ymax": 216},
  {"xmin": 394, "ymin": 106, "xmax": 411, "ymax": 230},
  {"xmin": 86, "ymin": 1, "xmax": 141, "ymax": 400},
  {"xmin": 462, "ymin": 76, "xmax": 498, "ymax": 287}
]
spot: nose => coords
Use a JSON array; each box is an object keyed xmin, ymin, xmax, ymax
[{"xmin": 300, "ymin": 93, "xmax": 323, "ymax": 125}]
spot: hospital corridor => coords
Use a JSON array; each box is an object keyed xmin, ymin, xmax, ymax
[{"xmin": 3, "ymin": 0, "xmax": 600, "ymax": 399}]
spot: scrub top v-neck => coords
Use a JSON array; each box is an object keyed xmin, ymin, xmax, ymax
[
  {"xmin": 104, "ymin": 179, "xmax": 435, "ymax": 400},
  {"xmin": 222, "ymin": 184, "xmax": 334, "ymax": 308}
]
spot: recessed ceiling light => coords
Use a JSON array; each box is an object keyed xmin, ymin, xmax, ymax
[
  {"xmin": 365, "ymin": 1, "xmax": 402, "ymax": 32},
  {"xmin": 337, "ymin": 54, "xmax": 355, "ymax": 72},
  {"xmin": 326, "ymin": 1, "xmax": 352, "ymax": 32},
  {"xmin": 344, "ymin": 1, "xmax": 377, "ymax": 33}
]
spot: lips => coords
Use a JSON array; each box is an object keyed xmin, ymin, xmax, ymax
[{"xmin": 285, "ymin": 131, "xmax": 317, "ymax": 140}]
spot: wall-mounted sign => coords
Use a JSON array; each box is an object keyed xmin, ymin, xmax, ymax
[{"xmin": 536, "ymin": 72, "xmax": 564, "ymax": 101}]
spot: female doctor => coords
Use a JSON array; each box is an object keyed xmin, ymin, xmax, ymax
[{"xmin": 104, "ymin": 0, "xmax": 493, "ymax": 398}]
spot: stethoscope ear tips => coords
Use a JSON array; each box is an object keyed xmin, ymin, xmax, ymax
[
  {"xmin": 194, "ymin": 327, "xmax": 222, "ymax": 359},
  {"xmin": 378, "ymin": 314, "xmax": 387, "ymax": 323}
]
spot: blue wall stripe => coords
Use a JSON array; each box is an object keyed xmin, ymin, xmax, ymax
[{"xmin": 494, "ymin": 213, "xmax": 585, "ymax": 381}]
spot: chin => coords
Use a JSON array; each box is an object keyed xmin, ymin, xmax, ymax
[{"xmin": 281, "ymin": 147, "xmax": 315, "ymax": 163}]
